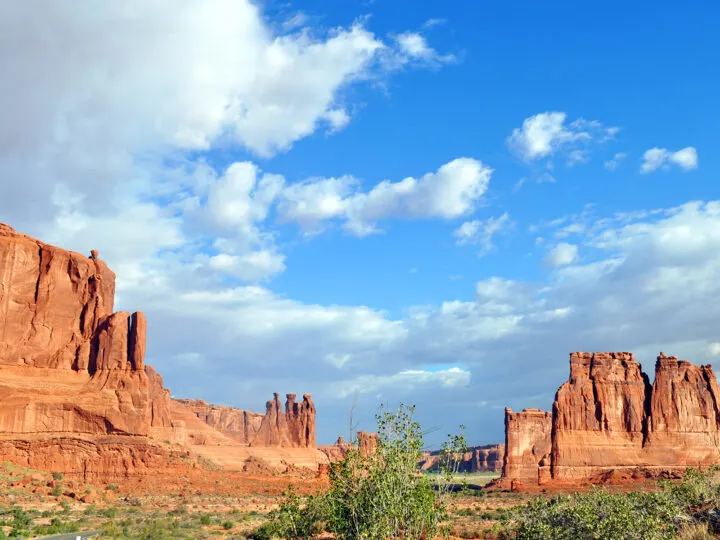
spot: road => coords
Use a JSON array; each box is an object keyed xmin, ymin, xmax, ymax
[{"xmin": 38, "ymin": 531, "xmax": 102, "ymax": 539}]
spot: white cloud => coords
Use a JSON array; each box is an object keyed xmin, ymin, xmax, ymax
[
  {"xmin": 545, "ymin": 242, "xmax": 579, "ymax": 267},
  {"xmin": 454, "ymin": 213, "xmax": 512, "ymax": 255},
  {"xmin": 335, "ymin": 366, "xmax": 471, "ymax": 398},
  {"xmin": 604, "ymin": 152, "xmax": 627, "ymax": 171},
  {"xmin": 422, "ymin": 18, "xmax": 447, "ymax": 29},
  {"xmin": 669, "ymin": 147, "xmax": 699, "ymax": 170},
  {"xmin": 281, "ymin": 11, "xmax": 310, "ymax": 32},
  {"xmin": 0, "ymin": 0, "xmax": 454, "ymax": 233},
  {"xmin": 506, "ymin": 112, "xmax": 619, "ymax": 168},
  {"xmin": 566, "ymin": 149, "xmax": 589, "ymax": 167},
  {"xmin": 207, "ymin": 250, "xmax": 286, "ymax": 282},
  {"xmin": 641, "ymin": 146, "xmax": 698, "ymax": 173},
  {"xmin": 394, "ymin": 32, "xmax": 454, "ymax": 64},
  {"xmin": 278, "ymin": 158, "xmax": 493, "ymax": 236}
]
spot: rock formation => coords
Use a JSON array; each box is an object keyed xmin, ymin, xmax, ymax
[
  {"xmin": 174, "ymin": 399, "xmax": 264, "ymax": 445},
  {"xmin": 175, "ymin": 393, "xmax": 317, "ymax": 449},
  {"xmin": 500, "ymin": 352, "xmax": 720, "ymax": 487},
  {"xmin": 419, "ymin": 444, "xmax": 505, "ymax": 473},
  {"xmin": 502, "ymin": 409, "xmax": 551, "ymax": 485},
  {"xmin": 0, "ymin": 223, "xmax": 185, "ymax": 477},
  {"xmin": 357, "ymin": 431, "xmax": 379, "ymax": 457},
  {"xmin": 0, "ymin": 222, "xmax": 325, "ymax": 477},
  {"xmin": 318, "ymin": 432, "xmax": 380, "ymax": 462}
]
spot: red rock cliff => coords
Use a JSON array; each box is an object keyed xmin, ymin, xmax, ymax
[
  {"xmin": 0, "ymin": 224, "xmax": 152, "ymax": 436},
  {"xmin": 419, "ymin": 444, "xmax": 504, "ymax": 473},
  {"xmin": 551, "ymin": 352, "xmax": 650, "ymax": 480},
  {"xmin": 501, "ymin": 351, "xmax": 720, "ymax": 487},
  {"xmin": 0, "ymin": 223, "xmax": 193, "ymax": 478},
  {"xmin": 174, "ymin": 398, "xmax": 264, "ymax": 445},
  {"xmin": 177, "ymin": 392, "xmax": 317, "ymax": 448},
  {"xmin": 251, "ymin": 393, "xmax": 317, "ymax": 448},
  {"xmin": 501, "ymin": 408, "xmax": 552, "ymax": 485}
]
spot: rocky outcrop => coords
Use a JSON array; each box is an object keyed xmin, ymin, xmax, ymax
[
  {"xmin": 357, "ymin": 431, "xmax": 379, "ymax": 457},
  {"xmin": 502, "ymin": 409, "xmax": 552, "ymax": 485},
  {"xmin": 251, "ymin": 393, "xmax": 316, "ymax": 448},
  {"xmin": 318, "ymin": 432, "xmax": 379, "ymax": 462},
  {"xmin": 146, "ymin": 366, "xmax": 187, "ymax": 445},
  {"xmin": 0, "ymin": 223, "xmax": 197, "ymax": 478},
  {"xmin": 0, "ymin": 222, "xmax": 326, "ymax": 477},
  {"xmin": 0, "ymin": 224, "xmax": 151, "ymax": 438},
  {"xmin": 319, "ymin": 436, "xmax": 350, "ymax": 462},
  {"xmin": 176, "ymin": 392, "xmax": 316, "ymax": 448},
  {"xmin": 174, "ymin": 398, "xmax": 264, "ymax": 445},
  {"xmin": 419, "ymin": 444, "xmax": 505, "ymax": 473},
  {"xmin": 500, "ymin": 352, "xmax": 720, "ymax": 487},
  {"xmin": 644, "ymin": 354, "xmax": 720, "ymax": 468},
  {"xmin": 551, "ymin": 352, "xmax": 649, "ymax": 481}
]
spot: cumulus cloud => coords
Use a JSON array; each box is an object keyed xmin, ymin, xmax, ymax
[
  {"xmin": 507, "ymin": 112, "xmax": 618, "ymax": 162},
  {"xmin": 0, "ymin": 0, "xmax": 454, "ymax": 231},
  {"xmin": 641, "ymin": 146, "xmax": 698, "ymax": 173},
  {"xmin": 545, "ymin": 242, "xmax": 579, "ymax": 267},
  {"xmin": 394, "ymin": 32, "xmax": 455, "ymax": 65},
  {"xmin": 335, "ymin": 366, "xmax": 471, "ymax": 398},
  {"xmin": 454, "ymin": 213, "xmax": 512, "ymax": 255},
  {"xmin": 277, "ymin": 158, "xmax": 493, "ymax": 236},
  {"xmin": 604, "ymin": 152, "xmax": 627, "ymax": 171}
]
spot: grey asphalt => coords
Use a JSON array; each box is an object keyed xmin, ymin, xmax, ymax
[{"xmin": 38, "ymin": 531, "xmax": 102, "ymax": 539}]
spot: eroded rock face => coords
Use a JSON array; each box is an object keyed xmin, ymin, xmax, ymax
[
  {"xmin": 502, "ymin": 408, "xmax": 552, "ymax": 485},
  {"xmin": 551, "ymin": 352, "xmax": 650, "ymax": 480},
  {"xmin": 174, "ymin": 398, "xmax": 264, "ymax": 445},
  {"xmin": 0, "ymin": 224, "xmax": 151, "ymax": 437},
  {"xmin": 419, "ymin": 444, "xmax": 505, "ymax": 473},
  {"xmin": 0, "ymin": 223, "xmax": 325, "ymax": 476},
  {"xmin": 501, "ymin": 351, "xmax": 720, "ymax": 487},
  {"xmin": 357, "ymin": 431, "xmax": 379, "ymax": 457},
  {"xmin": 644, "ymin": 354, "xmax": 720, "ymax": 467},
  {"xmin": 178, "ymin": 392, "xmax": 317, "ymax": 448},
  {"xmin": 0, "ymin": 223, "xmax": 198, "ymax": 478},
  {"xmin": 252, "ymin": 393, "xmax": 316, "ymax": 448}
]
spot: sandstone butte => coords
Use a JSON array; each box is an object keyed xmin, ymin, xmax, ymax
[
  {"xmin": 499, "ymin": 351, "xmax": 720, "ymax": 490},
  {"xmin": 418, "ymin": 444, "xmax": 504, "ymax": 473},
  {"xmin": 0, "ymin": 222, "xmax": 327, "ymax": 479}
]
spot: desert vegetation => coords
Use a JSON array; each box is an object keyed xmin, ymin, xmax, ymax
[{"xmin": 5, "ymin": 414, "xmax": 720, "ymax": 538}]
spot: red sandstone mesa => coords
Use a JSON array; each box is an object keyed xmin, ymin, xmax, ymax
[
  {"xmin": 0, "ymin": 223, "xmax": 325, "ymax": 478},
  {"xmin": 177, "ymin": 392, "xmax": 317, "ymax": 448},
  {"xmin": 499, "ymin": 351, "xmax": 720, "ymax": 488},
  {"xmin": 419, "ymin": 444, "xmax": 505, "ymax": 473}
]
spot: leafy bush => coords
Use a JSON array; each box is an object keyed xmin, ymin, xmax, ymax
[
  {"xmin": 496, "ymin": 468, "xmax": 720, "ymax": 540},
  {"xmin": 257, "ymin": 403, "xmax": 466, "ymax": 540},
  {"xmin": 499, "ymin": 489, "xmax": 682, "ymax": 539}
]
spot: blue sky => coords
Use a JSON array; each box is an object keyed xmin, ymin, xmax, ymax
[{"xmin": 1, "ymin": 0, "xmax": 719, "ymax": 447}]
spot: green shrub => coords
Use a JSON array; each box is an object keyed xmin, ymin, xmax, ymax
[
  {"xmin": 222, "ymin": 520, "xmax": 234, "ymax": 530},
  {"xmin": 200, "ymin": 514, "xmax": 212, "ymax": 525},
  {"xmin": 99, "ymin": 507, "xmax": 118, "ymax": 518},
  {"xmin": 257, "ymin": 403, "xmax": 466, "ymax": 540},
  {"xmin": 497, "ymin": 486, "xmax": 685, "ymax": 539},
  {"xmin": 51, "ymin": 472, "xmax": 63, "ymax": 481}
]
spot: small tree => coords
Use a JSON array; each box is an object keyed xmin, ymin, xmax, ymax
[{"xmin": 257, "ymin": 403, "xmax": 466, "ymax": 540}]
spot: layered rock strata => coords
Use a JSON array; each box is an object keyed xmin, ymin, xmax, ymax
[
  {"xmin": 176, "ymin": 393, "xmax": 316, "ymax": 448},
  {"xmin": 0, "ymin": 223, "xmax": 324, "ymax": 477},
  {"xmin": 419, "ymin": 444, "xmax": 505, "ymax": 473},
  {"xmin": 500, "ymin": 352, "xmax": 720, "ymax": 486},
  {"xmin": 0, "ymin": 223, "xmax": 185, "ymax": 476}
]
